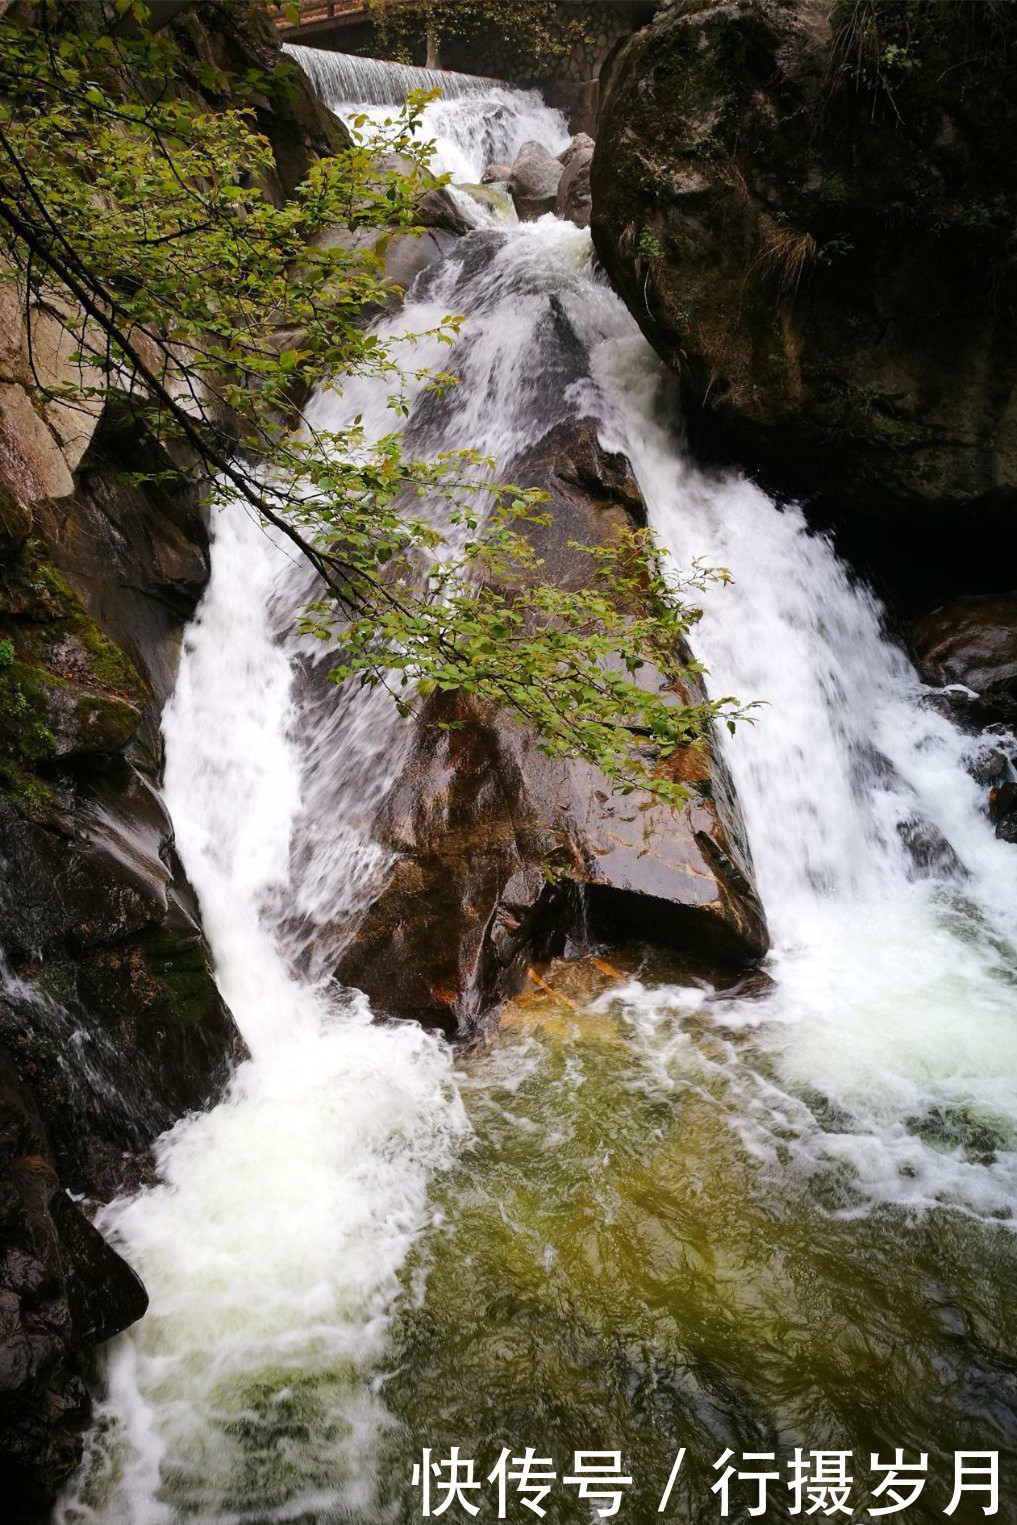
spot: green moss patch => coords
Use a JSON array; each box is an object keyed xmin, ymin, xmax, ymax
[{"xmin": 0, "ymin": 537, "xmax": 147, "ymax": 808}]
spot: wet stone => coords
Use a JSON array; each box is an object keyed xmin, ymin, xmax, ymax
[{"xmin": 990, "ymin": 781, "xmax": 1017, "ymax": 844}]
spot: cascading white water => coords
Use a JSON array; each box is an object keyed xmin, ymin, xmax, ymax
[
  {"xmin": 61, "ymin": 62, "xmax": 1017, "ymax": 1525},
  {"xmin": 405, "ymin": 207, "xmax": 1017, "ymax": 1222},
  {"xmin": 583, "ymin": 319, "xmax": 1017, "ymax": 1221},
  {"xmin": 255, "ymin": 86, "xmax": 570, "ymax": 977},
  {"xmin": 59, "ymin": 87, "xmax": 573, "ymax": 1525},
  {"xmin": 283, "ymin": 45, "xmax": 501, "ymax": 109},
  {"xmin": 286, "ymin": 41, "xmax": 570, "ymax": 186},
  {"xmin": 57, "ymin": 501, "xmax": 469, "ymax": 1525}
]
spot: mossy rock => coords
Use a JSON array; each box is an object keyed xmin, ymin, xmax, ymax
[
  {"xmin": 591, "ymin": 0, "xmax": 1017, "ymax": 562},
  {"xmin": 140, "ymin": 926, "xmax": 226, "ymax": 1031},
  {"xmin": 0, "ymin": 483, "xmax": 31, "ymax": 558},
  {"xmin": 0, "ymin": 538, "xmax": 146, "ymax": 790}
]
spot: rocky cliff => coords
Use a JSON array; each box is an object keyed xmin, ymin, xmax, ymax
[
  {"xmin": 591, "ymin": 0, "xmax": 1017, "ymax": 599},
  {"xmin": 0, "ymin": 274, "xmax": 244, "ymax": 1525}
]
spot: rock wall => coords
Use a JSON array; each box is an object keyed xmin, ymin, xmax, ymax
[
  {"xmin": 168, "ymin": 0, "xmax": 348, "ymax": 200},
  {"xmin": 0, "ymin": 495, "xmax": 245, "ymax": 1197},
  {"xmin": 0, "ymin": 276, "xmax": 243, "ymax": 1525},
  {"xmin": 0, "ymin": 307, "xmax": 245, "ymax": 1209},
  {"xmin": 436, "ymin": 3, "xmax": 632, "ymax": 87},
  {"xmin": 0, "ymin": 1044, "xmax": 147, "ymax": 1521},
  {"xmin": 591, "ymin": 0, "xmax": 1017, "ymax": 603}
]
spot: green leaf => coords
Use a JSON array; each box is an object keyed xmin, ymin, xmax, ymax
[{"xmin": 0, "ymin": 10, "xmax": 745, "ymax": 811}]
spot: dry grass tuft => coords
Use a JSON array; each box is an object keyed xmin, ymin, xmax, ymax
[{"xmin": 755, "ymin": 220, "xmax": 818, "ymax": 296}]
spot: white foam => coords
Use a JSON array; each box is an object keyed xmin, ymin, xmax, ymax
[
  {"xmin": 585, "ymin": 329, "xmax": 1017, "ymax": 1220},
  {"xmin": 57, "ymin": 508, "xmax": 468, "ymax": 1524}
]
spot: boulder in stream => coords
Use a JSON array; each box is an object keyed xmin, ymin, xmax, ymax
[
  {"xmin": 555, "ymin": 138, "xmax": 594, "ymax": 228},
  {"xmin": 508, "ymin": 139, "xmax": 564, "ymax": 221},
  {"xmin": 336, "ymin": 418, "xmax": 768, "ymax": 1036},
  {"xmin": 912, "ymin": 594, "xmax": 1017, "ymax": 727}
]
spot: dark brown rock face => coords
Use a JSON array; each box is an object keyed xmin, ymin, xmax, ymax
[
  {"xmin": 991, "ymin": 781, "xmax": 1017, "ymax": 846},
  {"xmin": 912, "ymin": 594, "xmax": 1017, "ymax": 726},
  {"xmin": 336, "ymin": 419, "xmax": 767, "ymax": 1036},
  {"xmin": 0, "ymin": 774, "xmax": 243, "ymax": 1200},
  {"xmin": 38, "ymin": 397, "xmax": 213, "ymax": 755},
  {"xmin": 0, "ymin": 400, "xmax": 243, "ymax": 1203},
  {"xmin": 591, "ymin": 1, "xmax": 1017, "ymax": 555},
  {"xmin": 166, "ymin": 0, "xmax": 349, "ymax": 204},
  {"xmin": 0, "ymin": 1042, "xmax": 146, "ymax": 1525}
]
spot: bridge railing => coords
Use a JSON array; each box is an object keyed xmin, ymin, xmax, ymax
[{"xmin": 269, "ymin": 1, "xmax": 370, "ymax": 27}]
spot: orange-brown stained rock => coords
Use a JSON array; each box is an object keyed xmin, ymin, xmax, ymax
[{"xmin": 336, "ymin": 418, "xmax": 767, "ymax": 1037}]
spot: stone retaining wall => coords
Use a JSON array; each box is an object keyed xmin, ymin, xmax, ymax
[
  {"xmin": 438, "ymin": 4, "xmax": 631, "ymax": 85},
  {"xmin": 293, "ymin": 2, "xmax": 639, "ymax": 87}
]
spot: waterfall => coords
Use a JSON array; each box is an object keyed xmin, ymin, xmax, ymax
[
  {"xmin": 283, "ymin": 43, "xmax": 501, "ymax": 107},
  {"xmin": 286, "ymin": 42, "xmax": 567, "ymax": 184},
  {"xmin": 586, "ymin": 344, "xmax": 1017, "ymax": 1220},
  {"xmin": 58, "ymin": 90, "xmax": 573, "ymax": 1525},
  {"xmin": 60, "ymin": 72, "xmax": 1017, "ymax": 1525},
  {"xmin": 55, "ymin": 499, "xmax": 469, "ymax": 1525}
]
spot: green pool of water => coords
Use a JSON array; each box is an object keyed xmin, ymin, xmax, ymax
[{"xmin": 377, "ymin": 963, "xmax": 1017, "ymax": 1523}]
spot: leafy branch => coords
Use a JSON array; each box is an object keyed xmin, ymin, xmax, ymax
[{"xmin": 0, "ymin": 0, "xmax": 744, "ymax": 806}]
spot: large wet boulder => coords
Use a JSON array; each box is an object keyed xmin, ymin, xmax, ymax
[
  {"xmin": 508, "ymin": 140, "xmax": 564, "ymax": 221},
  {"xmin": 337, "ymin": 419, "xmax": 767, "ymax": 1037},
  {"xmin": 0, "ymin": 1042, "xmax": 146, "ymax": 1524},
  {"xmin": 912, "ymin": 593, "xmax": 1017, "ymax": 726},
  {"xmin": 591, "ymin": 1, "xmax": 1017, "ymax": 553},
  {"xmin": 0, "ymin": 772, "xmax": 242, "ymax": 1199},
  {"xmin": 556, "ymin": 135, "xmax": 594, "ymax": 228}
]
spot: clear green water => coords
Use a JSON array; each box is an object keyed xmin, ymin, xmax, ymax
[{"xmin": 377, "ymin": 959, "xmax": 1017, "ymax": 1524}]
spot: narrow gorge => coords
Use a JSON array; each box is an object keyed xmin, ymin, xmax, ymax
[{"xmin": 2, "ymin": 3, "xmax": 1016, "ymax": 1523}]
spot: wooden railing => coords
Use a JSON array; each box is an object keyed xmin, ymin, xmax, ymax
[
  {"xmin": 270, "ymin": 1, "xmax": 424, "ymax": 27},
  {"xmin": 269, "ymin": 2, "xmax": 371, "ymax": 28}
]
